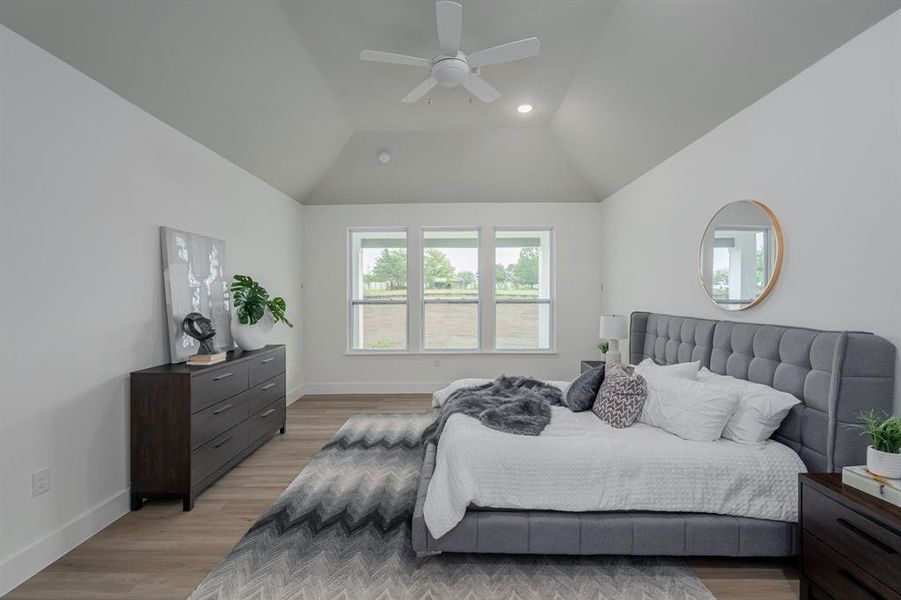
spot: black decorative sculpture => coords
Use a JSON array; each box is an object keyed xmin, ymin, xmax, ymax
[{"xmin": 182, "ymin": 312, "xmax": 218, "ymax": 355}]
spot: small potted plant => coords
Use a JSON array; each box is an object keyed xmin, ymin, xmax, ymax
[
  {"xmin": 597, "ymin": 340, "xmax": 609, "ymax": 360},
  {"xmin": 859, "ymin": 412, "xmax": 901, "ymax": 479},
  {"xmin": 230, "ymin": 275, "xmax": 293, "ymax": 351}
]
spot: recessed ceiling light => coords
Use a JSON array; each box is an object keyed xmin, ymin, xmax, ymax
[{"xmin": 517, "ymin": 104, "xmax": 533, "ymax": 114}]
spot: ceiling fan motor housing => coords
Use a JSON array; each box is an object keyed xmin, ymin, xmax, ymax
[{"xmin": 432, "ymin": 55, "xmax": 469, "ymax": 87}]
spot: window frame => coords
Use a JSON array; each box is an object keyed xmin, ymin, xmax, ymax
[
  {"xmin": 346, "ymin": 225, "xmax": 556, "ymax": 355},
  {"xmin": 492, "ymin": 226, "xmax": 556, "ymax": 352},
  {"xmin": 420, "ymin": 226, "xmax": 482, "ymax": 353},
  {"xmin": 346, "ymin": 227, "xmax": 410, "ymax": 354},
  {"xmin": 712, "ymin": 224, "xmax": 772, "ymax": 307}
]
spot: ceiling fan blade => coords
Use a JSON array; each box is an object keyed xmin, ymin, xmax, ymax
[
  {"xmin": 402, "ymin": 77, "xmax": 439, "ymax": 103},
  {"xmin": 462, "ymin": 74, "xmax": 500, "ymax": 103},
  {"xmin": 436, "ymin": 0, "xmax": 462, "ymax": 56},
  {"xmin": 468, "ymin": 37, "xmax": 540, "ymax": 68},
  {"xmin": 360, "ymin": 50, "xmax": 431, "ymax": 68}
]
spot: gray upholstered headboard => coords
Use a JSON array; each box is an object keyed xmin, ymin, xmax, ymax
[{"xmin": 629, "ymin": 312, "xmax": 896, "ymax": 473}]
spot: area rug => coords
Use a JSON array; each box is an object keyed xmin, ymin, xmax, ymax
[{"xmin": 190, "ymin": 413, "xmax": 714, "ymax": 600}]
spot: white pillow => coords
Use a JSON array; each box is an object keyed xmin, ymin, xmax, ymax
[
  {"xmin": 432, "ymin": 378, "xmax": 569, "ymax": 407},
  {"xmin": 638, "ymin": 373, "xmax": 739, "ymax": 442},
  {"xmin": 635, "ymin": 358, "xmax": 700, "ymax": 381},
  {"xmin": 432, "ymin": 379, "xmax": 492, "ymax": 407},
  {"xmin": 697, "ymin": 367, "xmax": 801, "ymax": 444},
  {"xmin": 549, "ymin": 380, "xmax": 571, "ymax": 399}
]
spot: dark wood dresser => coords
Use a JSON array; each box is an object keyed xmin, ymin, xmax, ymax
[
  {"xmin": 130, "ymin": 345, "xmax": 287, "ymax": 511},
  {"xmin": 799, "ymin": 473, "xmax": 901, "ymax": 600}
]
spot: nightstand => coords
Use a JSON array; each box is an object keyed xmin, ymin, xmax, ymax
[
  {"xmin": 799, "ymin": 473, "xmax": 901, "ymax": 599},
  {"xmin": 580, "ymin": 360, "xmax": 604, "ymax": 373}
]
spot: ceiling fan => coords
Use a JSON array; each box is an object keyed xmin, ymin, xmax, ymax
[{"xmin": 359, "ymin": 0, "xmax": 540, "ymax": 104}]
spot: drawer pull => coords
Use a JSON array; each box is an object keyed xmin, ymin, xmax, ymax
[
  {"xmin": 260, "ymin": 409, "xmax": 276, "ymax": 418},
  {"xmin": 836, "ymin": 518, "xmax": 896, "ymax": 554},
  {"xmin": 260, "ymin": 358, "xmax": 275, "ymax": 364},
  {"xmin": 837, "ymin": 568, "xmax": 885, "ymax": 600},
  {"xmin": 261, "ymin": 383, "xmax": 276, "ymax": 391},
  {"xmin": 214, "ymin": 435, "xmax": 233, "ymax": 448},
  {"xmin": 213, "ymin": 372, "xmax": 234, "ymax": 381},
  {"xmin": 212, "ymin": 403, "xmax": 234, "ymax": 415}
]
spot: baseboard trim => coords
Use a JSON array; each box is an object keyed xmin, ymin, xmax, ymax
[
  {"xmin": 286, "ymin": 385, "xmax": 304, "ymax": 406},
  {"xmin": 300, "ymin": 382, "xmax": 445, "ymax": 395},
  {"xmin": 0, "ymin": 488, "xmax": 130, "ymax": 596}
]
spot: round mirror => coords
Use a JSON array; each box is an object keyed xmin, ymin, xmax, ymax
[{"xmin": 699, "ymin": 200, "xmax": 783, "ymax": 311}]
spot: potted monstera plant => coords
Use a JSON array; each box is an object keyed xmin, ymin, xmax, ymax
[
  {"xmin": 230, "ymin": 275, "xmax": 293, "ymax": 351},
  {"xmin": 860, "ymin": 412, "xmax": 901, "ymax": 479}
]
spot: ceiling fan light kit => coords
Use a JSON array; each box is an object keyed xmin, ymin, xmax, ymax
[
  {"xmin": 433, "ymin": 55, "xmax": 468, "ymax": 87},
  {"xmin": 360, "ymin": 0, "xmax": 540, "ymax": 104}
]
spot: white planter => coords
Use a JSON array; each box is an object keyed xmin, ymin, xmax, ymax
[
  {"xmin": 231, "ymin": 311, "xmax": 275, "ymax": 351},
  {"xmin": 867, "ymin": 445, "xmax": 901, "ymax": 479}
]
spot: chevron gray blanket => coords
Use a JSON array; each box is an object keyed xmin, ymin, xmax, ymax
[{"xmin": 421, "ymin": 375, "xmax": 562, "ymax": 444}]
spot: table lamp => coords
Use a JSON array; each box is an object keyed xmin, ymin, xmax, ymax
[{"xmin": 599, "ymin": 314, "xmax": 627, "ymax": 364}]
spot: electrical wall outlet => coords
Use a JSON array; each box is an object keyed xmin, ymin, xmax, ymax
[{"xmin": 32, "ymin": 467, "xmax": 50, "ymax": 497}]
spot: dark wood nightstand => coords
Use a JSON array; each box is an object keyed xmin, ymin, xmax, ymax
[
  {"xmin": 580, "ymin": 360, "xmax": 605, "ymax": 373},
  {"xmin": 799, "ymin": 473, "xmax": 901, "ymax": 599}
]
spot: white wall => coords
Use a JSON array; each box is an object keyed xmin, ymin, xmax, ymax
[
  {"xmin": 302, "ymin": 203, "xmax": 603, "ymax": 393},
  {"xmin": 0, "ymin": 27, "xmax": 304, "ymax": 594},
  {"xmin": 597, "ymin": 11, "xmax": 901, "ymax": 413}
]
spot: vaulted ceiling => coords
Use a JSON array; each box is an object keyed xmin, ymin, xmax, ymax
[{"xmin": 2, "ymin": 0, "xmax": 898, "ymax": 204}]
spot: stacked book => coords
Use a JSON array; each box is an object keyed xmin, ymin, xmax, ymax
[
  {"xmin": 842, "ymin": 465, "xmax": 901, "ymax": 508},
  {"xmin": 187, "ymin": 351, "xmax": 227, "ymax": 366}
]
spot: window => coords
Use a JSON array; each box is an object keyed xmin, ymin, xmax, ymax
[
  {"xmin": 348, "ymin": 229, "xmax": 407, "ymax": 351},
  {"xmin": 348, "ymin": 226, "xmax": 554, "ymax": 353},
  {"xmin": 494, "ymin": 228, "xmax": 553, "ymax": 350},
  {"xmin": 711, "ymin": 226, "xmax": 772, "ymax": 306},
  {"xmin": 422, "ymin": 229, "xmax": 480, "ymax": 350}
]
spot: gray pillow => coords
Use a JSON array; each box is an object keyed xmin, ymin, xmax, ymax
[
  {"xmin": 562, "ymin": 366, "xmax": 605, "ymax": 412},
  {"xmin": 592, "ymin": 363, "xmax": 648, "ymax": 428}
]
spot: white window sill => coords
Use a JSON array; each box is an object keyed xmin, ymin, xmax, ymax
[{"xmin": 345, "ymin": 350, "xmax": 559, "ymax": 356}]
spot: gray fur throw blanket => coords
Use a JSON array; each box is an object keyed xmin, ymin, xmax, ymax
[{"xmin": 422, "ymin": 375, "xmax": 562, "ymax": 444}]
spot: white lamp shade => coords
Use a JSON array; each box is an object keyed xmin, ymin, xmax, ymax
[{"xmin": 599, "ymin": 314, "xmax": 627, "ymax": 340}]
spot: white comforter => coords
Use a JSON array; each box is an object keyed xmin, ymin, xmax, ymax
[{"xmin": 423, "ymin": 406, "xmax": 806, "ymax": 539}]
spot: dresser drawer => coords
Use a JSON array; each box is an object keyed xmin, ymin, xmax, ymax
[
  {"xmin": 248, "ymin": 399, "xmax": 285, "ymax": 444},
  {"xmin": 248, "ymin": 375, "xmax": 286, "ymax": 416},
  {"xmin": 191, "ymin": 421, "xmax": 248, "ymax": 486},
  {"xmin": 803, "ymin": 531, "xmax": 900, "ymax": 600},
  {"xmin": 192, "ymin": 363, "xmax": 249, "ymax": 413},
  {"xmin": 191, "ymin": 390, "xmax": 251, "ymax": 450},
  {"xmin": 803, "ymin": 486, "xmax": 901, "ymax": 590},
  {"xmin": 249, "ymin": 347, "xmax": 285, "ymax": 387}
]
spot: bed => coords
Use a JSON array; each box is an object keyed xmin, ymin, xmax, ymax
[{"xmin": 411, "ymin": 311, "xmax": 896, "ymax": 557}]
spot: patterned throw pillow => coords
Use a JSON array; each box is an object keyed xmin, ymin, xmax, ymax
[
  {"xmin": 561, "ymin": 366, "xmax": 605, "ymax": 412},
  {"xmin": 592, "ymin": 363, "xmax": 648, "ymax": 428}
]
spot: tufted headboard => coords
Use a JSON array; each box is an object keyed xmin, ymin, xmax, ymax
[{"xmin": 629, "ymin": 312, "xmax": 896, "ymax": 473}]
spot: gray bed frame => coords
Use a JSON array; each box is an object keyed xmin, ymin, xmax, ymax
[{"xmin": 412, "ymin": 311, "xmax": 896, "ymax": 557}]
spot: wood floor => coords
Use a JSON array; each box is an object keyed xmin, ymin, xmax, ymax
[{"xmin": 7, "ymin": 395, "xmax": 799, "ymax": 599}]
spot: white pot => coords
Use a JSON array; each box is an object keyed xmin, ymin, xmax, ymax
[
  {"xmin": 867, "ymin": 445, "xmax": 901, "ymax": 479},
  {"xmin": 231, "ymin": 311, "xmax": 275, "ymax": 351}
]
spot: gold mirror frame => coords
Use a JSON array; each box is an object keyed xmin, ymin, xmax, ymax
[{"xmin": 698, "ymin": 200, "xmax": 783, "ymax": 311}]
